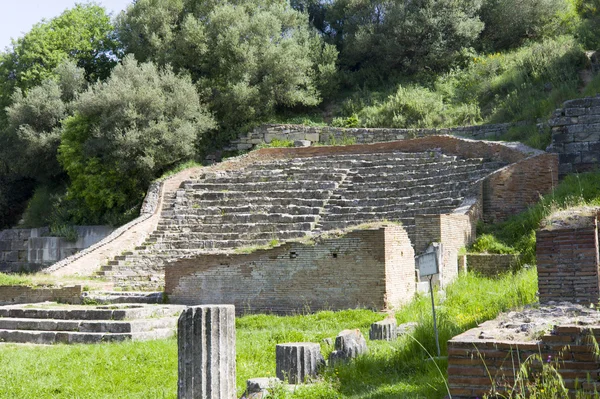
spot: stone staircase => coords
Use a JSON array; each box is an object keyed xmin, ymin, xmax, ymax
[
  {"xmin": 96, "ymin": 151, "xmax": 506, "ymax": 290},
  {"xmin": 0, "ymin": 303, "xmax": 185, "ymax": 344}
]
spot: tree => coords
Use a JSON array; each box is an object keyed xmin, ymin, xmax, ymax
[
  {"xmin": 0, "ymin": 3, "xmax": 120, "ymax": 123},
  {"xmin": 2, "ymin": 61, "xmax": 85, "ymax": 183},
  {"xmin": 480, "ymin": 0, "xmax": 572, "ymax": 50},
  {"xmin": 324, "ymin": 0, "xmax": 484, "ymax": 77},
  {"xmin": 58, "ymin": 55, "xmax": 215, "ymax": 224},
  {"xmin": 117, "ymin": 0, "xmax": 337, "ymax": 142}
]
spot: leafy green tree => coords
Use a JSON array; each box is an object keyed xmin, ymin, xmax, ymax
[
  {"xmin": 480, "ymin": 0, "xmax": 573, "ymax": 50},
  {"xmin": 2, "ymin": 61, "xmax": 85, "ymax": 183},
  {"xmin": 322, "ymin": 0, "xmax": 484, "ymax": 78},
  {"xmin": 58, "ymin": 55, "xmax": 215, "ymax": 224},
  {"xmin": 0, "ymin": 3, "xmax": 120, "ymax": 122},
  {"xmin": 117, "ymin": 0, "xmax": 337, "ymax": 142}
]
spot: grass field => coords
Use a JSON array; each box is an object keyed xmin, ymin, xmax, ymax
[{"xmin": 0, "ymin": 268, "xmax": 537, "ymax": 399}]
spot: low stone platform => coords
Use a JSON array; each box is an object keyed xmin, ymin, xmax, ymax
[
  {"xmin": 447, "ymin": 303, "xmax": 600, "ymax": 398},
  {"xmin": 0, "ymin": 303, "xmax": 185, "ymax": 344}
]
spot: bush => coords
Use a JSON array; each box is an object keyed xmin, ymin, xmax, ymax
[{"xmin": 58, "ymin": 55, "xmax": 215, "ymax": 224}]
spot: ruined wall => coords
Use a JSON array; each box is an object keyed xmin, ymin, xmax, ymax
[
  {"xmin": 226, "ymin": 122, "xmax": 525, "ymax": 152},
  {"xmin": 482, "ymin": 153, "xmax": 558, "ymax": 223},
  {"xmin": 0, "ymin": 285, "xmax": 82, "ymax": 305},
  {"xmin": 165, "ymin": 226, "xmax": 415, "ymax": 313},
  {"xmin": 549, "ymin": 96, "xmax": 600, "ymax": 177},
  {"xmin": 0, "ymin": 226, "xmax": 114, "ymax": 272},
  {"xmin": 465, "ymin": 254, "xmax": 521, "ymax": 277},
  {"xmin": 448, "ymin": 324, "xmax": 600, "ymax": 398},
  {"xmin": 414, "ymin": 213, "xmax": 475, "ymax": 286},
  {"xmin": 537, "ymin": 211, "xmax": 600, "ymax": 305}
]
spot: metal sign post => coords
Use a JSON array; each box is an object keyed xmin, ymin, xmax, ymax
[{"xmin": 416, "ymin": 246, "xmax": 441, "ymax": 358}]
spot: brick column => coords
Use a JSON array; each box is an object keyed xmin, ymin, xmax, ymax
[{"xmin": 537, "ymin": 215, "xmax": 600, "ymax": 305}]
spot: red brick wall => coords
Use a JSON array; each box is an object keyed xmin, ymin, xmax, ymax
[
  {"xmin": 448, "ymin": 324, "xmax": 600, "ymax": 398},
  {"xmin": 537, "ymin": 219, "xmax": 600, "ymax": 305},
  {"xmin": 414, "ymin": 213, "xmax": 475, "ymax": 286},
  {"xmin": 0, "ymin": 285, "xmax": 82, "ymax": 305},
  {"xmin": 165, "ymin": 226, "xmax": 415, "ymax": 313},
  {"xmin": 483, "ymin": 153, "xmax": 559, "ymax": 223}
]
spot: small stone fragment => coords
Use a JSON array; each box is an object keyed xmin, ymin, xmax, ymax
[{"xmin": 369, "ymin": 319, "xmax": 397, "ymax": 341}]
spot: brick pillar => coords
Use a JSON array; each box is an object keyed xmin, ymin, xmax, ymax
[
  {"xmin": 178, "ymin": 305, "xmax": 236, "ymax": 399},
  {"xmin": 537, "ymin": 217, "xmax": 600, "ymax": 305}
]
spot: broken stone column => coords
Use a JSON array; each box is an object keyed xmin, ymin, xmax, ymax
[
  {"xmin": 329, "ymin": 329, "xmax": 368, "ymax": 365},
  {"xmin": 369, "ymin": 319, "xmax": 397, "ymax": 341},
  {"xmin": 178, "ymin": 305, "xmax": 236, "ymax": 399},
  {"xmin": 275, "ymin": 343, "xmax": 324, "ymax": 384}
]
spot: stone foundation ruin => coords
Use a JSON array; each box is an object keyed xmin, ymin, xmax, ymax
[{"xmin": 447, "ymin": 207, "xmax": 600, "ymax": 398}]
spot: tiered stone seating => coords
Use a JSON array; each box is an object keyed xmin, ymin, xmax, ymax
[
  {"xmin": 97, "ymin": 151, "xmax": 505, "ymax": 290},
  {"xmin": 0, "ymin": 303, "xmax": 185, "ymax": 344}
]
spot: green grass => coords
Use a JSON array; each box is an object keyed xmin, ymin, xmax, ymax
[
  {"xmin": 0, "ymin": 269, "xmax": 537, "ymax": 398},
  {"xmin": 473, "ymin": 171, "xmax": 600, "ymax": 263},
  {"xmin": 0, "ymin": 273, "xmax": 33, "ymax": 286}
]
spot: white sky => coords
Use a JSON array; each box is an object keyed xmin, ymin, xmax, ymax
[{"xmin": 0, "ymin": 0, "xmax": 133, "ymax": 51}]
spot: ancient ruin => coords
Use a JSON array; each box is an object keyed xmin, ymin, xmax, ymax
[{"xmin": 447, "ymin": 207, "xmax": 600, "ymax": 398}]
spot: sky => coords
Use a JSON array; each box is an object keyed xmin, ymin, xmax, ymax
[{"xmin": 0, "ymin": 0, "xmax": 134, "ymax": 50}]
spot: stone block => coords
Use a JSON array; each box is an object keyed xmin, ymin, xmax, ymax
[
  {"xmin": 294, "ymin": 140, "xmax": 311, "ymax": 147},
  {"xmin": 276, "ymin": 343, "xmax": 324, "ymax": 384},
  {"xmin": 304, "ymin": 133, "xmax": 320, "ymax": 142},
  {"xmin": 245, "ymin": 377, "xmax": 280, "ymax": 397},
  {"xmin": 369, "ymin": 319, "xmax": 397, "ymax": 341},
  {"xmin": 328, "ymin": 329, "xmax": 368, "ymax": 365},
  {"xmin": 178, "ymin": 305, "xmax": 236, "ymax": 399}
]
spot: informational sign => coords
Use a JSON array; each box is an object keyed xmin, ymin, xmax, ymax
[{"xmin": 416, "ymin": 251, "xmax": 439, "ymax": 278}]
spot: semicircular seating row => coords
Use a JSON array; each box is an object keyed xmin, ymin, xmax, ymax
[{"xmin": 96, "ymin": 151, "xmax": 506, "ymax": 290}]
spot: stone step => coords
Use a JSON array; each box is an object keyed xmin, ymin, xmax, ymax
[
  {"xmin": 324, "ymin": 197, "xmax": 462, "ymax": 214},
  {"xmin": 161, "ymin": 213, "xmax": 318, "ymax": 225},
  {"xmin": 172, "ymin": 204, "xmax": 322, "ymax": 217},
  {"xmin": 0, "ymin": 304, "xmax": 184, "ymax": 321},
  {"xmin": 184, "ymin": 180, "xmax": 339, "ymax": 191},
  {"xmin": 349, "ymin": 168, "xmax": 493, "ymax": 185},
  {"xmin": 335, "ymin": 186, "xmax": 468, "ymax": 200},
  {"xmin": 156, "ymin": 222, "xmax": 314, "ymax": 234},
  {"xmin": 190, "ymin": 189, "xmax": 332, "ymax": 201},
  {"xmin": 198, "ymin": 172, "xmax": 347, "ymax": 185},
  {"xmin": 0, "ymin": 316, "xmax": 177, "ymax": 333},
  {"xmin": 321, "ymin": 205, "xmax": 459, "ymax": 222},
  {"xmin": 0, "ymin": 327, "xmax": 176, "ymax": 345},
  {"xmin": 153, "ymin": 230, "xmax": 308, "ymax": 245},
  {"xmin": 173, "ymin": 198, "xmax": 326, "ymax": 209}
]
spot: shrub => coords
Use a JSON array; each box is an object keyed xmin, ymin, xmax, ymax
[{"xmin": 58, "ymin": 55, "xmax": 215, "ymax": 224}]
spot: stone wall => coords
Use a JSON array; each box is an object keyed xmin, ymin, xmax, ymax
[
  {"xmin": 549, "ymin": 95, "xmax": 600, "ymax": 177},
  {"xmin": 464, "ymin": 253, "xmax": 521, "ymax": 277},
  {"xmin": 414, "ymin": 213, "xmax": 476, "ymax": 286},
  {"xmin": 0, "ymin": 226, "xmax": 114, "ymax": 272},
  {"xmin": 537, "ymin": 208, "xmax": 600, "ymax": 305},
  {"xmin": 226, "ymin": 122, "xmax": 525, "ymax": 152},
  {"xmin": 0, "ymin": 285, "xmax": 82, "ymax": 305},
  {"xmin": 165, "ymin": 226, "xmax": 416, "ymax": 313},
  {"xmin": 448, "ymin": 323, "xmax": 600, "ymax": 398}
]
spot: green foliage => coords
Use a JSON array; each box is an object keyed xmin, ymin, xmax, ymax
[
  {"xmin": 470, "ymin": 234, "xmax": 519, "ymax": 254},
  {"xmin": 0, "ymin": 273, "xmax": 32, "ymax": 286},
  {"xmin": 573, "ymin": 0, "xmax": 600, "ymax": 49},
  {"xmin": 0, "ymin": 4, "xmax": 119, "ymax": 122},
  {"xmin": 256, "ymin": 139, "xmax": 295, "ymax": 149},
  {"xmin": 479, "ymin": 0, "xmax": 575, "ymax": 50},
  {"xmin": 324, "ymin": 0, "xmax": 484, "ymax": 78},
  {"xmin": 58, "ymin": 55, "xmax": 215, "ymax": 224},
  {"xmin": 477, "ymin": 171, "xmax": 600, "ymax": 264},
  {"xmin": 118, "ymin": 0, "xmax": 337, "ymax": 142},
  {"xmin": 2, "ymin": 60, "xmax": 85, "ymax": 183}
]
